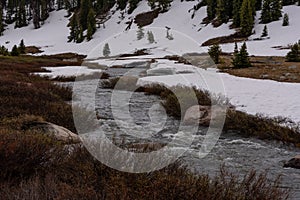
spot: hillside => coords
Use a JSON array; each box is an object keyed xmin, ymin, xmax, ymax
[{"xmin": 0, "ymin": 1, "xmax": 299, "ymax": 56}]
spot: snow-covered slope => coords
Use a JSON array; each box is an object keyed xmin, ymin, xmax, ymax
[{"xmin": 0, "ymin": 1, "xmax": 299, "ymax": 56}]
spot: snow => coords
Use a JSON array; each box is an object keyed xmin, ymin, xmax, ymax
[
  {"xmin": 35, "ymin": 66, "xmax": 102, "ymax": 78},
  {"xmin": 219, "ymin": 5, "xmax": 300, "ymax": 56},
  {"xmin": 137, "ymin": 62, "xmax": 300, "ymax": 123},
  {"xmin": 0, "ymin": 1, "xmax": 299, "ymax": 56}
]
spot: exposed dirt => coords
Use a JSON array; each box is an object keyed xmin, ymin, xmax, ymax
[
  {"xmin": 201, "ymin": 32, "xmax": 248, "ymax": 46},
  {"xmin": 134, "ymin": 9, "xmax": 160, "ymax": 27}
]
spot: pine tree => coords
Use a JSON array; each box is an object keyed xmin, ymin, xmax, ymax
[
  {"xmin": 0, "ymin": 46, "xmax": 9, "ymax": 56},
  {"xmin": 255, "ymin": 0, "xmax": 263, "ymax": 10},
  {"xmin": 68, "ymin": 15, "xmax": 79, "ymax": 42},
  {"xmin": 117, "ymin": 0, "xmax": 128, "ymax": 10},
  {"xmin": 79, "ymin": 0, "xmax": 92, "ymax": 30},
  {"xmin": 166, "ymin": 29, "xmax": 174, "ymax": 40},
  {"xmin": 86, "ymin": 8, "xmax": 96, "ymax": 41},
  {"xmin": 282, "ymin": 13, "xmax": 289, "ymax": 26},
  {"xmin": 137, "ymin": 26, "xmax": 145, "ymax": 40},
  {"xmin": 286, "ymin": 43, "xmax": 300, "ymax": 62},
  {"xmin": 15, "ymin": 0, "xmax": 27, "ymax": 28},
  {"xmin": 208, "ymin": 44, "xmax": 222, "ymax": 64},
  {"xmin": 270, "ymin": 0, "xmax": 282, "ymax": 21},
  {"xmin": 217, "ymin": 0, "xmax": 227, "ymax": 23},
  {"xmin": 232, "ymin": 42, "xmax": 251, "ymax": 68},
  {"xmin": 232, "ymin": 42, "xmax": 240, "ymax": 67},
  {"xmin": 207, "ymin": 0, "xmax": 217, "ymax": 20},
  {"xmin": 260, "ymin": 0, "xmax": 272, "ymax": 23},
  {"xmin": 0, "ymin": 3, "xmax": 4, "ymax": 36},
  {"xmin": 147, "ymin": 31, "xmax": 155, "ymax": 43},
  {"xmin": 11, "ymin": 45, "xmax": 20, "ymax": 56},
  {"xmin": 103, "ymin": 43, "xmax": 111, "ymax": 57},
  {"xmin": 261, "ymin": 25, "xmax": 268, "ymax": 37},
  {"xmin": 240, "ymin": 0, "xmax": 254, "ymax": 36},
  {"xmin": 233, "ymin": 0, "xmax": 242, "ymax": 27},
  {"xmin": 18, "ymin": 39, "xmax": 26, "ymax": 54}
]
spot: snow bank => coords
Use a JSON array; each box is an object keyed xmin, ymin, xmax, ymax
[
  {"xmin": 138, "ymin": 63, "xmax": 300, "ymax": 123},
  {"xmin": 35, "ymin": 66, "xmax": 102, "ymax": 78}
]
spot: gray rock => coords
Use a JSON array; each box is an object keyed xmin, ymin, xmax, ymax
[
  {"xmin": 284, "ymin": 155, "xmax": 300, "ymax": 169},
  {"xmin": 288, "ymin": 65, "xmax": 297, "ymax": 69},
  {"xmin": 183, "ymin": 105, "xmax": 226, "ymax": 127},
  {"xmin": 147, "ymin": 67, "xmax": 176, "ymax": 76},
  {"xmin": 23, "ymin": 121, "xmax": 81, "ymax": 144}
]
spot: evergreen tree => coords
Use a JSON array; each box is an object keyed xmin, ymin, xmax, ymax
[
  {"xmin": 68, "ymin": 14, "xmax": 79, "ymax": 42},
  {"xmin": 79, "ymin": 0, "xmax": 92, "ymax": 30},
  {"xmin": 260, "ymin": 0, "xmax": 272, "ymax": 23},
  {"xmin": 15, "ymin": 0, "xmax": 27, "ymax": 28},
  {"xmin": 103, "ymin": 43, "xmax": 111, "ymax": 57},
  {"xmin": 207, "ymin": 0, "xmax": 217, "ymax": 20},
  {"xmin": 270, "ymin": 0, "xmax": 282, "ymax": 21},
  {"xmin": 217, "ymin": 0, "xmax": 227, "ymax": 23},
  {"xmin": 11, "ymin": 45, "xmax": 20, "ymax": 56},
  {"xmin": 86, "ymin": 8, "xmax": 96, "ymax": 41},
  {"xmin": 117, "ymin": 0, "xmax": 128, "ymax": 10},
  {"xmin": 166, "ymin": 29, "xmax": 174, "ymax": 40},
  {"xmin": 232, "ymin": 42, "xmax": 240, "ymax": 67},
  {"xmin": 0, "ymin": 3, "xmax": 4, "ymax": 36},
  {"xmin": 255, "ymin": 0, "xmax": 263, "ymax": 10},
  {"xmin": 282, "ymin": 13, "xmax": 289, "ymax": 26},
  {"xmin": 233, "ymin": 0, "xmax": 242, "ymax": 27},
  {"xmin": 240, "ymin": 0, "xmax": 254, "ymax": 36},
  {"xmin": 137, "ymin": 26, "xmax": 145, "ymax": 40},
  {"xmin": 18, "ymin": 39, "xmax": 26, "ymax": 54},
  {"xmin": 232, "ymin": 42, "xmax": 251, "ymax": 68},
  {"xmin": 147, "ymin": 31, "xmax": 155, "ymax": 43},
  {"xmin": 208, "ymin": 44, "xmax": 222, "ymax": 64},
  {"xmin": 261, "ymin": 25, "xmax": 268, "ymax": 37},
  {"xmin": 0, "ymin": 46, "xmax": 9, "ymax": 56},
  {"xmin": 286, "ymin": 43, "xmax": 300, "ymax": 62}
]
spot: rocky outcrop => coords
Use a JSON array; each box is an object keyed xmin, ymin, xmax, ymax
[
  {"xmin": 183, "ymin": 105, "xmax": 226, "ymax": 126},
  {"xmin": 284, "ymin": 155, "xmax": 300, "ymax": 169},
  {"xmin": 22, "ymin": 121, "xmax": 81, "ymax": 144}
]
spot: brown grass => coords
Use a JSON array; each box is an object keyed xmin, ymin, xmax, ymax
[
  {"xmin": 218, "ymin": 55, "xmax": 300, "ymax": 83},
  {"xmin": 141, "ymin": 84, "xmax": 300, "ymax": 145}
]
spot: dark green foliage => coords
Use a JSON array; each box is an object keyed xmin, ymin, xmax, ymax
[
  {"xmin": 147, "ymin": 31, "xmax": 155, "ymax": 43},
  {"xmin": 207, "ymin": 0, "xmax": 217, "ymax": 20},
  {"xmin": 0, "ymin": 3, "xmax": 4, "ymax": 36},
  {"xmin": 18, "ymin": 39, "xmax": 26, "ymax": 54},
  {"xmin": 15, "ymin": 0, "xmax": 27, "ymax": 28},
  {"xmin": 261, "ymin": 25, "xmax": 268, "ymax": 37},
  {"xmin": 0, "ymin": 46, "xmax": 9, "ymax": 56},
  {"xmin": 137, "ymin": 26, "xmax": 145, "ymax": 40},
  {"xmin": 282, "ymin": 13, "xmax": 289, "ymax": 26},
  {"xmin": 128, "ymin": 0, "xmax": 141, "ymax": 14},
  {"xmin": 103, "ymin": 43, "xmax": 111, "ymax": 57},
  {"xmin": 286, "ymin": 43, "xmax": 300, "ymax": 62},
  {"xmin": 208, "ymin": 44, "xmax": 222, "ymax": 64},
  {"xmin": 117, "ymin": 0, "xmax": 128, "ymax": 10},
  {"xmin": 260, "ymin": 0, "xmax": 282, "ymax": 23},
  {"xmin": 86, "ymin": 8, "xmax": 96, "ymax": 41},
  {"xmin": 282, "ymin": 0, "xmax": 297, "ymax": 5},
  {"xmin": 232, "ymin": 42, "xmax": 252, "ymax": 68},
  {"xmin": 11, "ymin": 45, "xmax": 20, "ymax": 56},
  {"xmin": 233, "ymin": 0, "xmax": 242, "ymax": 27},
  {"xmin": 240, "ymin": 0, "xmax": 254, "ymax": 36}
]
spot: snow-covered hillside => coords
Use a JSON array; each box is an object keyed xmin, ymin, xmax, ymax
[{"xmin": 1, "ymin": 1, "xmax": 299, "ymax": 56}]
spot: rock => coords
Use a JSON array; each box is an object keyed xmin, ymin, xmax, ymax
[
  {"xmin": 288, "ymin": 65, "xmax": 297, "ymax": 69},
  {"xmin": 284, "ymin": 156, "xmax": 300, "ymax": 169},
  {"xmin": 23, "ymin": 121, "xmax": 81, "ymax": 144},
  {"xmin": 183, "ymin": 105, "xmax": 226, "ymax": 126},
  {"xmin": 114, "ymin": 76, "xmax": 138, "ymax": 90},
  {"xmin": 147, "ymin": 67, "xmax": 176, "ymax": 76},
  {"xmin": 260, "ymin": 74, "xmax": 269, "ymax": 79}
]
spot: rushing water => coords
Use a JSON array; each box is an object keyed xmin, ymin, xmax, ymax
[{"xmin": 69, "ymin": 65, "xmax": 300, "ymax": 199}]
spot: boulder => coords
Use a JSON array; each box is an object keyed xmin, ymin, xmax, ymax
[
  {"xmin": 284, "ymin": 155, "xmax": 300, "ymax": 169},
  {"xmin": 183, "ymin": 105, "xmax": 226, "ymax": 126},
  {"xmin": 23, "ymin": 121, "xmax": 81, "ymax": 144}
]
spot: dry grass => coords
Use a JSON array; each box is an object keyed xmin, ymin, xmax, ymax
[
  {"xmin": 141, "ymin": 84, "xmax": 300, "ymax": 145},
  {"xmin": 218, "ymin": 55, "xmax": 300, "ymax": 83}
]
